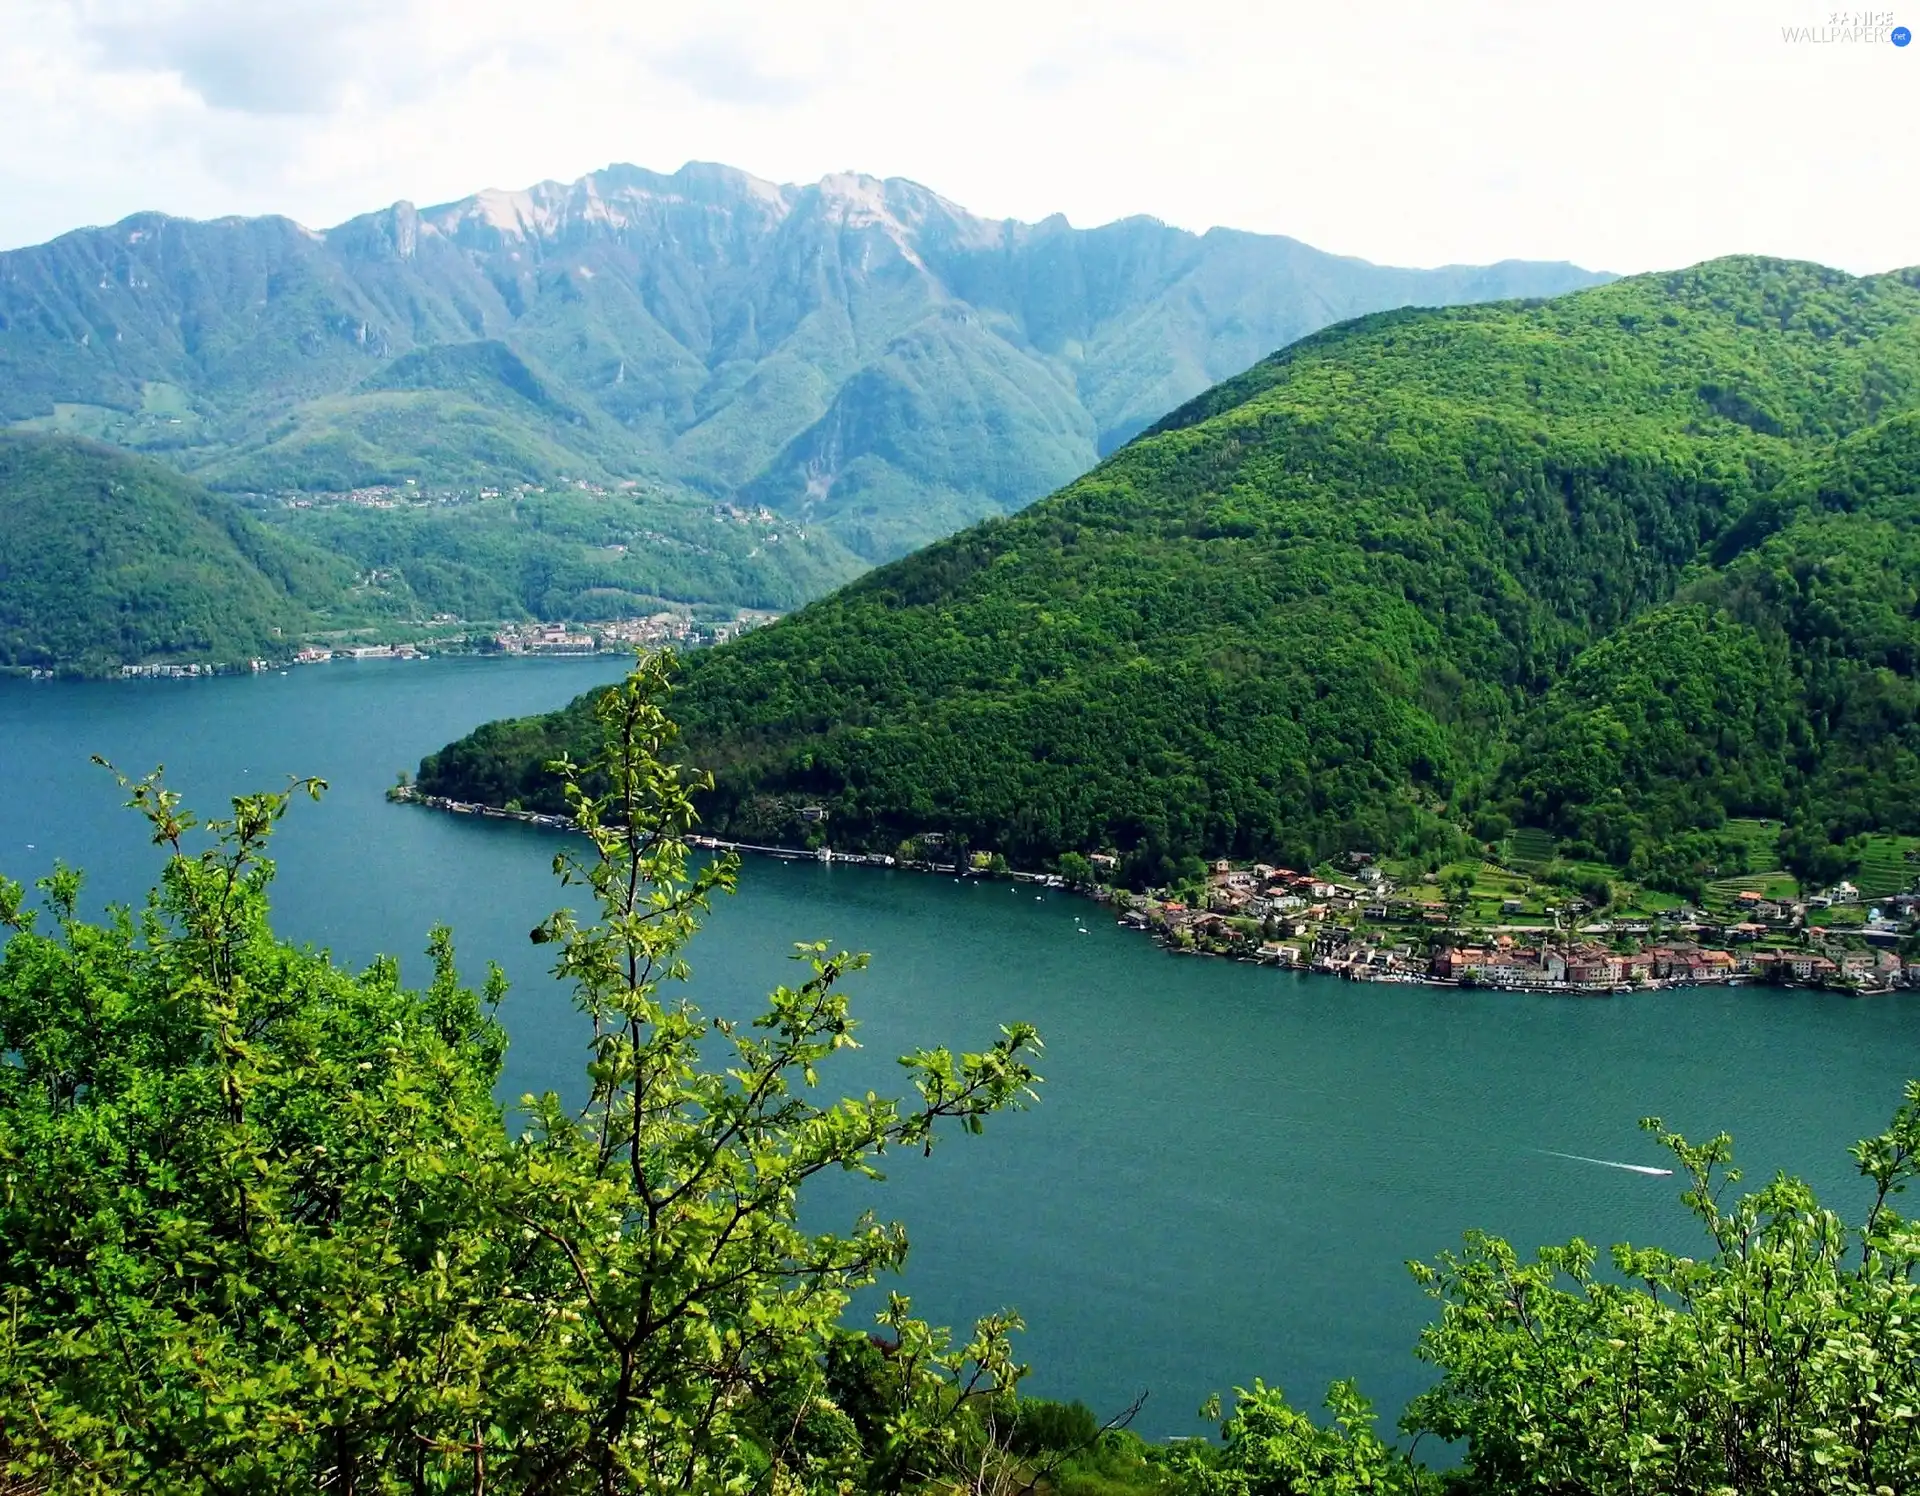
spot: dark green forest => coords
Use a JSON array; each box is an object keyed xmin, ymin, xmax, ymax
[
  {"xmin": 0, "ymin": 433, "xmax": 349, "ymax": 673},
  {"xmin": 419, "ymin": 257, "xmax": 1920, "ymax": 889},
  {"xmin": 6, "ymin": 661, "xmax": 1918, "ymax": 1494}
]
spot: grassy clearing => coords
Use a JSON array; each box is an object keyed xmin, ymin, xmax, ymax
[
  {"xmin": 1706, "ymin": 872, "xmax": 1802, "ymax": 905},
  {"xmin": 1719, "ymin": 818, "xmax": 1784, "ymax": 870}
]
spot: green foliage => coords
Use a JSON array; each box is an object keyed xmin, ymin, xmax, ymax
[
  {"xmin": 0, "ymin": 768, "xmax": 516, "ymax": 1489},
  {"xmin": 1403, "ymin": 1085, "xmax": 1920, "ymax": 1494},
  {"xmin": 420, "ymin": 259, "xmax": 1920, "ymax": 879},
  {"xmin": 1057, "ymin": 852, "xmax": 1096, "ymax": 886},
  {"xmin": 1179, "ymin": 1381, "xmax": 1433, "ymax": 1496},
  {"xmin": 1010, "ymin": 1398, "xmax": 1102, "ymax": 1456},
  {"xmin": 0, "ymin": 653, "xmax": 1044, "ymax": 1493},
  {"xmin": 0, "ymin": 432, "xmax": 351, "ymax": 670}
]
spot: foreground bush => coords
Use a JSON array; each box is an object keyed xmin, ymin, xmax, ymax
[{"xmin": 0, "ymin": 654, "xmax": 1042, "ymax": 1494}]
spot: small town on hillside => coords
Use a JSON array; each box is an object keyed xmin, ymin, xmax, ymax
[
  {"xmin": 1110, "ymin": 847, "xmax": 1920, "ymax": 995},
  {"xmin": 106, "ymin": 611, "xmax": 780, "ymax": 679}
]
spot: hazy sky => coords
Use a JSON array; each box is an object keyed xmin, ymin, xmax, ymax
[{"xmin": 4, "ymin": 0, "xmax": 1915, "ymax": 272}]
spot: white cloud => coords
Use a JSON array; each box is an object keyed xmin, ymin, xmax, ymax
[
  {"xmin": 69, "ymin": 0, "xmax": 390, "ymax": 114},
  {"xmin": 2, "ymin": 0, "xmax": 1915, "ymax": 273},
  {"xmin": 654, "ymin": 37, "xmax": 813, "ymax": 108}
]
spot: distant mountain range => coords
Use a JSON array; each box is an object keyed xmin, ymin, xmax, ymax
[{"xmin": 1, "ymin": 162, "xmax": 1609, "ymax": 559}]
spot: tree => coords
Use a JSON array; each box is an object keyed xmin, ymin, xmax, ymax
[
  {"xmin": 0, "ymin": 651, "xmax": 1045, "ymax": 1494},
  {"xmin": 1180, "ymin": 1084, "xmax": 1920, "ymax": 1496},
  {"xmin": 1179, "ymin": 1381, "xmax": 1433, "ymax": 1496},
  {"xmin": 1402, "ymin": 1086, "xmax": 1920, "ymax": 1494},
  {"xmin": 494, "ymin": 652, "xmax": 1046, "ymax": 1492},
  {"xmin": 0, "ymin": 769, "xmax": 514, "ymax": 1492},
  {"xmin": 1057, "ymin": 852, "xmax": 1094, "ymax": 887}
]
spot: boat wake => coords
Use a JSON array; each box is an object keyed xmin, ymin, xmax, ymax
[{"xmin": 1539, "ymin": 1149, "xmax": 1674, "ymax": 1177}]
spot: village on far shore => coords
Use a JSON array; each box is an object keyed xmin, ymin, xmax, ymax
[
  {"xmin": 390, "ymin": 780, "xmax": 1920, "ymax": 998},
  {"xmin": 99, "ymin": 610, "xmax": 780, "ymax": 681},
  {"xmin": 1098, "ymin": 831, "xmax": 1920, "ymax": 996}
]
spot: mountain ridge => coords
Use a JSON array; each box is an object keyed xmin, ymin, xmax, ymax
[{"xmin": 2, "ymin": 161, "xmax": 1610, "ymax": 559}]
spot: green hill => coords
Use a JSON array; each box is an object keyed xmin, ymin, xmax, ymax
[
  {"xmin": 0, "ymin": 429, "xmax": 868, "ymax": 674},
  {"xmin": 0, "ymin": 433, "xmax": 349, "ymax": 672},
  {"xmin": 193, "ymin": 341, "xmax": 661, "ymax": 494},
  {"xmin": 415, "ymin": 258, "xmax": 1920, "ymax": 886}
]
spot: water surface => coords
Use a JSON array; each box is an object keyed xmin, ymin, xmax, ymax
[{"xmin": 3, "ymin": 660, "xmax": 1915, "ymax": 1436}]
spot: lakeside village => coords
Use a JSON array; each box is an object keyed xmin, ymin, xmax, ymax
[
  {"xmin": 392, "ymin": 790, "xmax": 1920, "ymax": 998},
  {"xmin": 1116, "ymin": 853, "xmax": 1920, "ymax": 996},
  {"xmin": 105, "ymin": 611, "xmax": 779, "ymax": 680}
]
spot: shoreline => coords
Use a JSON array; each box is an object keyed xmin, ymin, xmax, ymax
[
  {"xmin": 10, "ymin": 645, "xmax": 644, "ymax": 684},
  {"xmin": 390, "ymin": 790, "xmax": 1897, "ymax": 1000}
]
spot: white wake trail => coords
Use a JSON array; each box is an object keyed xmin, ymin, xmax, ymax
[{"xmin": 1539, "ymin": 1149, "xmax": 1674, "ymax": 1177}]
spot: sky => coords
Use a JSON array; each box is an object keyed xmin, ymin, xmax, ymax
[{"xmin": 2, "ymin": 0, "xmax": 1916, "ymax": 273}]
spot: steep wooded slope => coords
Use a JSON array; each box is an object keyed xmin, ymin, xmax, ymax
[
  {"xmin": 0, "ymin": 434, "xmax": 347, "ymax": 671},
  {"xmin": 417, "ymin": 258, "xmax": 1920, "ymax": 879}
]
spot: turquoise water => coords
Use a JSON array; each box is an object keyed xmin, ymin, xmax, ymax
[{"xmin": 4, "ymin": 659, "xmax": 1917, "ymax": 1438}]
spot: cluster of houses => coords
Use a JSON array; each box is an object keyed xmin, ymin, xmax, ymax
[
  {"xmin": 492, "ymin": 611, "xmax": 777, "ymax": 656},
  {"xmin": 111, "ymin": 611, "xmax": 782, "ymax": 680},
  {"xmin": 1428, "ymin": 939, "xmax": 1909, "ymax": 992},
  {"xmin": 277, "ymin": 478, "xmax": 616, "ymax": 511},
  {"xmin": 493, "ymin": 623, "xmax": 599, "ymax": 655},
  {"xmin": 1114, "ymin": 857, "xmax": 1920, "ymax": 995},
  {"xmin": 292, "ymin": 643, "xmax": 427, "ymax": 664},
  {"xmin": 119, "ymin": 660, "xmax": 225, "ymax": 679}
]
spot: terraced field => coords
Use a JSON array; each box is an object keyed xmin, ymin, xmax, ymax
[
  {"xmin": 1853, "ymin": 835, "xmax": 1920, "ymax": 898},
  {"xmin": 1505, "ymin": 827, "xmax": 1558, "ymax": 870},
  {"xmin": 1703, "ymin": 821, "xmax": 1799, "ymax": 906}
]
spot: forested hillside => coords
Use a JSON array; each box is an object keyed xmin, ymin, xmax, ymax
[
  {"xmin": 1502, "ymin": 411, "xmax": 1920, "ymax": 887},
  {"xmin": 263, "ymin": 488, "xmax": 864, "ymax": 622},
  {"xmin": 418, "ymin": 258, "xmax": 1920, "ymax": 886},
  {"xmin": 0, "ymin": 433, "xmax": 346, "ymax": 672},
  {"xmin": 1, "ymin": 162, "xmax": 1605, "ymax": 560}
]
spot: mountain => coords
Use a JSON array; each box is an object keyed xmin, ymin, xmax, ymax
[
  {"xmin": 1, "ymin": 162, "xmax": 1609, "ymax": 560},
  {"xmin": 0, "ymin": 433, "xmax": 348, "ymax": 672},
  {"xmin": 414, "ymin": 258, "xmax": 1920, "ymax": 888}
]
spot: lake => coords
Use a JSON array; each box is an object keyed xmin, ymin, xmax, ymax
[{"xmin": 3, "ymin": 658, "xmax": 1917, "ymax": 1438}]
